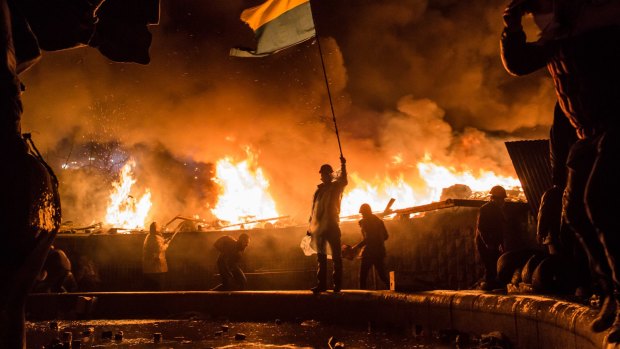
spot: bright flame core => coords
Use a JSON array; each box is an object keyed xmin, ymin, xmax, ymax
[
  {"xmin": 417, "ymin": 161, "xmax": 522, "ymax": 199},
  {"xmin": 212, "ymin": 153, "xmax": 279, "ymax": 225},
  {"xmin": 340, "ymin": 159, "xmax": 522, "ymax": 216},
  {"xmin": 341, "ymin": 173, "xmax": 417, "ymax": 216},
  {"xmin": 104, "ymin": 160, "xmax": 152, "ymax": 229}
]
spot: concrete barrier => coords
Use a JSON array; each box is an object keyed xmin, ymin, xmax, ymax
[{"xmin": 27, "ymin": 290, "xmax": 618, "ymax": 348}]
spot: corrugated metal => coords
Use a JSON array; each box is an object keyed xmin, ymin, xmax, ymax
[{"xmin": 505, "ymin": 139, "xmax": 553, "ymax": 215}]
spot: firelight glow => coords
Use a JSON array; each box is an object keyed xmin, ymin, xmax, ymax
[
  {"xmin": 340, "ymin": 173, "xmax": 417, "ymax": 217},
  {"xmin": 339, "ymin": 159, "xmax": 522, "ymax": 217},
  {"xmin": 104, "ymin": 160, "xmax": 152, "ymax": 229},
  {"xmin": 417, "ymin": 161, "xmax": 522, "ymax": 199},
  {"xmin": 211, "ymin": 152, "xmax": 279, "ymax": 226}
]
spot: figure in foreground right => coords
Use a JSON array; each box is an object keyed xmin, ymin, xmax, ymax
[{"xmin": 501, "ymin": 0, "xmax": 620, "ymax": 341}]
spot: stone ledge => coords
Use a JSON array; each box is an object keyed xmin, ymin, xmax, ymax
[{"xmin": 26, "ymin": 290, "xmax": 617, "ymax": 348}]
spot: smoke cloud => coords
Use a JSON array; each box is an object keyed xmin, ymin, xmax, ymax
[{"xmin": 18, "ymin": 0, "xmax": 554, "ymax": 225}]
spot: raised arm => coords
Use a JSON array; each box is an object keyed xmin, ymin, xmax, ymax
[
  {"xmin": 338, "ymin": 156, "xmax": 348, "ymax": 187},
  {"xmin": 500, "ymin": 0, "xmax": 550, "ymax": 76}
]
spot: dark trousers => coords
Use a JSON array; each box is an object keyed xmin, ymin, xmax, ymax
[
  {"xmin": 217, "ymin": 255, "xmax": 247, "ymax": 290},
  {"xmin": 359, "ymin": 253, "xmax": 389, "ymax": 289},
  {"xmin": 476, "ymin": 234, "xmax": 501, "ymax": 284},
  {"xmin": 564, "ymin": 135, "xmax": 617, "ymax": 297},
  {"xmin": 585, "ymin": 132, "xmax": 620, "ymax": 293},
  {"xmin": 315, "ymin": 229, "xmax": 342, "ymax": 289}
]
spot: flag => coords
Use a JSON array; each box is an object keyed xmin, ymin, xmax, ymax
[{"xmin": 230, "ymin": 0, "xmax": 316, "ymax": 57}]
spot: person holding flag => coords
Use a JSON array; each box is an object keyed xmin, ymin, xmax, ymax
[{"xmin": 307, "ymin": 156, "xmax": 347, "ymax": 294}]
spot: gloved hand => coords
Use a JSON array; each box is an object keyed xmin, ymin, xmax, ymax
[{"xmin": 503, "ymin": 0, "xmax": 527, "ymax": 29}]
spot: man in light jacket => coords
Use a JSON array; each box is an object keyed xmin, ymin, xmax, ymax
[{"xmin": 142, "ymin": 222, "xmax": 171, "ymax": 290}]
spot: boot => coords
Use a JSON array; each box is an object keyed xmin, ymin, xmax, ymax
[
  {"xmin": 591, "ymin": 294, "xmax": 616, "ymax": 333},
  {"xmin": 311, "ymin": 285, "xmax": 326, "ymax": 294}
]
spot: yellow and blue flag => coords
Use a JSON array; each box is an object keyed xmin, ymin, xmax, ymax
[{"xmin": 230, "ymin": 0, "xmax": 316, "ymax": 57}]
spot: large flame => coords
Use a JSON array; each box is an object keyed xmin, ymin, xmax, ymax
[
  {"xmin": 211, "ymin": 151, "xmax": 279, "ymax": 226},
  {"xmin": 104, "ymin": 160, "xmax": 152, "ymax": 229},
  {"xmin": 340, "ymin": 156, "xmax": 522, "ymax": 216},
  {"xmin": 341, "ymin": 173, "xmax": 417, "ymax": 216},
  {"xmin": 417, "ymin": 160, "xmax": 522, "ymax": 199}
]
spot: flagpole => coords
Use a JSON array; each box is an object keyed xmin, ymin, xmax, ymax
[{"xmin": 309, "ymin": 2, "xmax": 344, "ymax": 159}]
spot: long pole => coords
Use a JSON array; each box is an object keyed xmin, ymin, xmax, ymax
[{"xmin": 309, "ymin": 2, "xmax": 343, "ymax": 158}]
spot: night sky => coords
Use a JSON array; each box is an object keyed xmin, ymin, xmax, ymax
[{"xmin": 18, "ymin": 0, "xmax": 555, "ymax": 225}]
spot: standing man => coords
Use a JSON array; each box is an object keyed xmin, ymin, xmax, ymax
[
  {"xmin": 501, "ymin": 0, "xmax": 620, "ymax": 339},
  {"xmin": 308, "ymin": 156, "xmax": 347, "ymax": 293},
  {"xmin": 355, "ymin": 203, "xmax": 390, "ymax": 290},
  {"xmin": 142, "ymin": 222, "xmax": 171, "ymax": 291},
  {"xmin": 476, "ymin": 186, "xmax": 508, "ymax": 291},
  {"xmin": 213, "ymin": 233, "xmax": 250, "ymax": 291}
]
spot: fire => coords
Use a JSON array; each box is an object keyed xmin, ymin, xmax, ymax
[
  {"xmin": 341, "ymin": 173, "xmax": 417, "ymax": 216},
  {"xmin": 104, "ymin": 160, "xmax": 152, "ymax": 229},
  {"xmin": 417, "ymin": 161, "xmax": 522, "ymax": 199},
  {"xmin": 340, "ymin": 158, "xmax": 522, "ymax": 217},
  {"xmin": 212, "ymin": 151, "xmax": 279, "ymax": 226}
]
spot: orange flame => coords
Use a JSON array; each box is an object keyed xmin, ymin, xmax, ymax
[
  {"xmin": 341, "ymin": 173, "xmax": 417, "ymax": 216},
  {"xmin": 417, "ymin": 160, "xmax": 522, "ymax": 199},
  {"xmin": 340, "ymin": 157, "xmax": 522, "ymax": 216},
  {"xmin": 212, "ymin": 151, "xmax": 279, "ymax": 226},
  {"xmin": 104, "ymin": 160, "xmax": 152, "ymax": 229}
]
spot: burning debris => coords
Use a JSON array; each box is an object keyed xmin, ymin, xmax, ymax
[
  {"xmin": 211, "ymin": 151, "xmax": 280, "ymax": 227},
  {"xmin": 104, "ymin": 160, "xmax": 152, "ymax": 230},
  {"xmin": 56, "ymin": 148, "xmax": 524, "ymax": 234}
]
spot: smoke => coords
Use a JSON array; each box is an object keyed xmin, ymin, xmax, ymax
[{"xmin": 18, "ymin": 0, "xmax": 554, "ymax": 224}]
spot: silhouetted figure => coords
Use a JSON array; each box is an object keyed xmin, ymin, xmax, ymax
[
  {"xmin": 308, "ymin": 156, "xmax": 347, "ymax": 293},
  {"xmin": 1, "ymin": 1, "xmax": 158, "ymax": 347},
  {"xmin": 33, "ymin": 246, "xmax": 77, "ymax": 293},
  {"xmin": 1, "ymin": 2, "xmax": 60, "ymax": 348},
  {"xmin": 538, "ymin": 105, "xmax": 592, "ymax": 296},
  {"xmin": 501, "ymin": 0, "xmax": 620, "ymax": 339},
  {"xmin": 354, "ymin": 203, "xmax": 389, "ymax": 290},
  {"xmin": 74, "ymin": 255, "xmax": 101, "ymax": 291},
  {"xmin": 213, "ymin": 234, "xmax": 250, "ymax": 291},
  {"xmin": 476, "ymin": 186, "xmax": 507, "ymax": 291},
  {"xmin": 142, "ymin": 222, "xmax": 171, "ymax": 291}
]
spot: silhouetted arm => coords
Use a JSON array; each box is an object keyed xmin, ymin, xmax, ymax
[
  {"xmin": 499, "ymin": 0, "xmax": 549, "ymax": 76},
  {"xmin": 337, "ymin": 156, "xmax": 347, "ymax": 187},
  {"xmin": 500, "ymin": 29, "xmax": 549, "ymax": 76}
]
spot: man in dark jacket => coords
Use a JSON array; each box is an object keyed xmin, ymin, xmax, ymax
[
  {"xmin": 476, "ymin": 186, "xmax": 508, "ymax": 291},
  {"xmin": 354, "ymin": 203, "xmax": 389, "ymax": 290},
  {"xmin": 213, "ymin": 233, "xmax": 250, "ymax": 291},
  {"xmin": 308, "ymin": 156, "xmax": 347, "ymax": 293},
  {"xmin": 501, "ymin": 0, "xmax": 620, "ymax": 338}
]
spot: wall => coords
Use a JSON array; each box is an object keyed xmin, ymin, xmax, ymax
[{"xmin": 54, "ymin": 205, "xmax": 533, "ymax": 291}]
